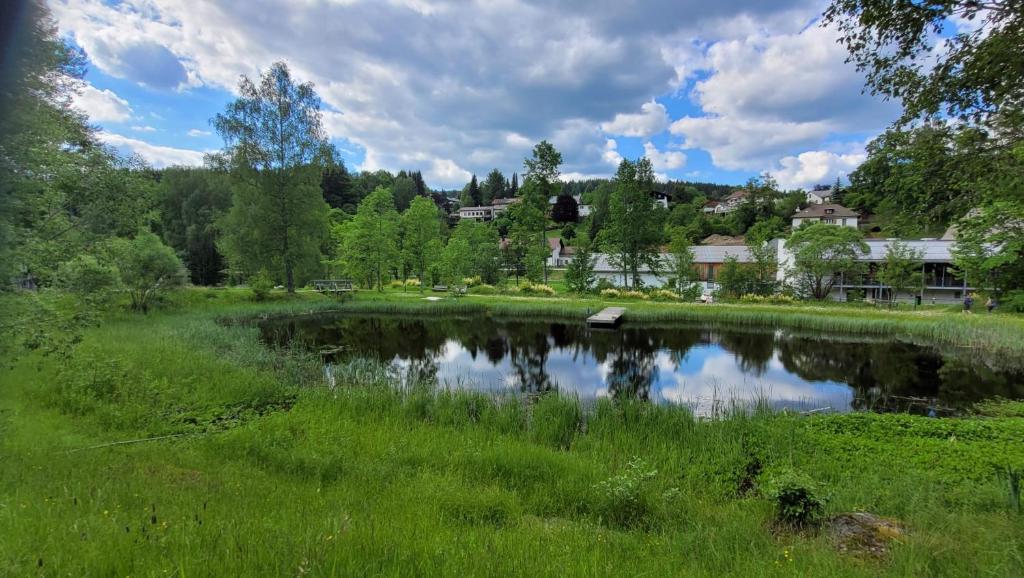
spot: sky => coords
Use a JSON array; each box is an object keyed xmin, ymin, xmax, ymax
[{"xmin": 52, "ymin": 0, "xmax": 904, "ymax": 190}]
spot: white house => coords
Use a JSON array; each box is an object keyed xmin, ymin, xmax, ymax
[
  {"xmin": 457, "ymin": 206, "xmax": 494, "ymax": 221},
  {"xmin": 806, "ymin": 190, "xmax": 833, "ymax": 204},
  {"xmin": 791, "ymin": 204, "xmax": 859, "ymax": 228}
]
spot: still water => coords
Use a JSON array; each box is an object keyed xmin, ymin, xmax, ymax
[{"xmin": 260, "ymin": 313, "xmax": 1024, "ymax": 415}]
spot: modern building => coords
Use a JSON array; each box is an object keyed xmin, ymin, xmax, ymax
[
  {"xmin": 491, "ymin": 196, "xmax": 520, "ymax": 216},
  {"xmin": 776, "ymin": 238, "xmax": 973, "ymax": 303},
  {"xmin": 548, "ymin": 234, "xmax": 970, "ymax": 303},
  {"xmin": 791, "ymin": 203, "xmax": 859, "ymax": 228}
]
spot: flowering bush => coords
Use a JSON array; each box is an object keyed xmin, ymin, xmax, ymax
[
  {"xmin": 600, "ymin": 288, "xmax": 621, "ymax": 298},
  {"xmin": 650, "ymin": 289, "xmax": 681, "ymax": 301},
  {"xmin": 520, "ymin": 283, "xmax": 555, "ymax": 296}
]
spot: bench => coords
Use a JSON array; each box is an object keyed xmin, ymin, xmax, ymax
[{"xmin": 312, "ymin": 279, "xmax": 354, "ymax": 297}]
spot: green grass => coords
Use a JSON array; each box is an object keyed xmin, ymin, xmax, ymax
[{"xmin": 2, "ymin": 290, "xmax": 1024, "ymax": 575}]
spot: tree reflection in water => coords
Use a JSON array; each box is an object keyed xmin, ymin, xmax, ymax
[{"xmin": 260, "ymin": 313, "xmax": 1024, "ymax": 412}]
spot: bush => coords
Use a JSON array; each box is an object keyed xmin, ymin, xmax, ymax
[
  {"xmin": 106, "ymin": 231, "xmax": 186, "ymax": 312},
  {"xmin": 649, "ymin": 289, "xmax": 681, "ymax": 301},
  {"xmin": 1002, "ymin": 290, "xmax": 1024, "ymax": 313},
  {"xmin": 520, "ymin": 282, "xmax": 555, "ymax": 296},
  {"xmin": 56, "ymin": 255, "xmax": 121, "ymax": 305},
  {"xmin": 469, "ymin": 284, "xmax": 497, "ymax": 295},
  {"xmin": 404, "ymin": 278, "xmax": 422, "ymax": 288},
  {"xmin": 388, "ymin": 279, "xmax": 406, "ymax": 288},
  {"xmin": 595, "ymin": 278, "xmax": 616, "ymax": 292},
  {"xmin": 620, "ymin": 290, "xmax": 649, "ymax": 300},
  {"xmin": 462, "ymin": 276, "xmax": 482, "ymax": 287},
  {"xmin": 600, "ymin": 288, "xmax": 621, "ymax": 299},
  {"xmin": 739, "ymin": 294, "xmax": 797, "ymax": 305},
  {"xmin": 592, "ymin": 457, "xmax": 664, "ymax": 529},
  {"xmin": 249, "ymin": 269, "xmax": 274, "ymax": 301},
  {"xmin": 765, "ymin": 468, "xmax": 826, "ymax": 528}
]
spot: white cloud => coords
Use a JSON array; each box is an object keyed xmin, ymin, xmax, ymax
[
  {"xmin": 131, "ymin": 125, "xmax": 156, "ymax": 132},
  {"xmin": 670, "ymin": 25, "xmax": 898, "ymax": 171},
  {"xmin": 601, "ymin": 101, "xmax": 669, "ymax": 138},
  {"xmin": 602, "ymin": 139, "xmax": 623, "ymax": 167},
  {"xmin": 52, "ymin": 0, "xmax": 892, "ymax": 186},
  {"xmin": 187, "ymin": 128, "xmax": 212, "ymax": 137},
  {"xmin": 771, "ymin": 149, "xmax": 866, "ymax": 190},
  {"xmin": 97, "ymin": 132, "xmax": 205, "ymax": 168},
  {"xmin": 643, "ymin": 141, "xmax": 686, "ymax": 170},
  {"xmin": 72, "ymin": 82, "xmax": 133, "ymax": 122}
]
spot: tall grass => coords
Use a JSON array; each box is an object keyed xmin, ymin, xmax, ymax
[{"xmin": 2, "ymin": 292, "xmax": 1023, "ymax": 575}]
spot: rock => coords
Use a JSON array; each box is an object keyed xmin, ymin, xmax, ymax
[{"xmin": 826, "ymin": 512, "xmax": 905, "ymax": 558}]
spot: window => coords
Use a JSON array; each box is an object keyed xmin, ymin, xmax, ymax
[{"xmin": 825, "ymin": 208, "xmax": 834, "ymax": 214}]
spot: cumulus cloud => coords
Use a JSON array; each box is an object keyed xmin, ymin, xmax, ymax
[
  {"xmin": 671, "ymin": 25, "xmax": 898, "ymax": 171},
  {"xmin": 771, "ymin": 149, "xmax": 866, "ymax": 190},
  {"xmin": 643, "ymin": 141, "xmax": 686, "ymax": 170},
  {"xmin": 97, "ymin": 132, "xmax": 205, "ymax": 168},
  {"xmin": 601, "ymin": 101, "xmax": 669, "ymax": 138},
  {"xmin": 72, "ymin": 82, "xmax": 133, "ymax": 122},
  {"xmin": 52, "ymin": 0, "xmax": 890, "ymax": 186}
]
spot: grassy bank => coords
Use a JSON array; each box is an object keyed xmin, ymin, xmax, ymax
[
  {"xmin": 2, "ymin": 292, "xmax": 1024, "ymax": 575},
  {"xmin": 180, "ymin": 286, "xmax": 1024, "ymax": 360}
]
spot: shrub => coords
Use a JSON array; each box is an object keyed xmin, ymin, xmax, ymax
[
  {"xmin": 56, "ymin": 255, "xmax": 121, "ymax": 306},
  {"xmin": 106, "ymin": 231, "xmax": 186, "ymax": 312},
  {"xmin": 388, "ymin": 279, "xmax": 406, "ymax": 288},
  {"xmin": 1002, "ymin": 290, "xmax": 1024, "ymax": 313},
  {"xmin": 600, "ymin": 288, "xmax": 621, "ymax": 299},
  {"xmin": 520, "ymin": 282, "xmax": 555, "ymax": 296},
  {"xmin": 469, "ymin": 284, "xmax": 497, "ymax": 295},
  {"xmin": 765, "ymin": 468, "xmax": 826, "ymax": 528},
  {"xmin": 249, "ymin": 269, "xmax": 274, "ymax": 301},
  {"xmin": 462, "ymin": 276, "xmax": 482, "ymax": 287},
  {"xmin": 592, "ymin": 457, "xmax": 663, "ymax": 529},
  {"xmin": 650, "ymin": 289, "xmax": 681, "ymax": 301},
  {"xmin": 595, "ymin": 278, "xmax": 616, "ymax": 292},
  {"xmin": 619, "ymin": 290, "xmax": 649, "ymax": 300},
  {"xmin": 739, "ymin": 294, "xmax": 796, "ymax": 305},
  {"xmin": 404, "ymin": 278, "xmax": 421, "ymax": 288}
]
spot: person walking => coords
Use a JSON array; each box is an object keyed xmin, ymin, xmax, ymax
[
  {"xmin": 963, "ymin": 293, "xmax": 974, "ymax": 314},
  {"xmin": 986, "ymin": 296, "xmax": 997, "ymax": 314}
]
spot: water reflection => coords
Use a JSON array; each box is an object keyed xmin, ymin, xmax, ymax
[{"xmin": 261, "ymin": 314, "xmax": 1024, "ymax": 415}]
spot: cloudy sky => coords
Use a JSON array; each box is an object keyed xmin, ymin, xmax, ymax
[{"xmin": 53, "ymin": 0, "xmax": 901, "ymax": 190}]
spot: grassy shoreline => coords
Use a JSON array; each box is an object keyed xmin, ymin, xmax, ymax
[{"xmin": 2, "ymin": 290, "xmax": 1024, "ymax": 575}]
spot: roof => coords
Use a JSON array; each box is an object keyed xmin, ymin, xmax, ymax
[
  {"xmin": 724, "ymin": 190, "xmax": 748, "ymax": 202},
  {"xmin": 458, "ymin": 206, "xmax": 493, "ymax": 212},
  {"xmin": 700, "ymin": 234, "xmax": 746, "ymax": 246},
  {"xmin": 792, "ymin": 203, "xmax": 859, "ymax": 218},
  {"xmin": 858, "ymin": 239, "xmax": 956, "ymax": 262},
  {"xmin": 691, "ymin": 245, "xmax": 752, "ymax": 263},
  {"xmin": 492, "ymin": 197, "xmax": 519, "ymax": 205},
  {"xmin": 547, "ymin": 237, "xmax": 562, "ymax": 252},
  {"xmin": 703, "ymin": 200, "xmax": 720, "ymax": 207}
]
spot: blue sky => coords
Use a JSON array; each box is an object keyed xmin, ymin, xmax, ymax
[{"xmin": 53, "ymin": 0, "xmax": 902, "ymax": 189}]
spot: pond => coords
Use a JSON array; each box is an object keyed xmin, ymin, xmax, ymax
[{"xmin": 259, "ymin": 313, "xmax": 1024, "ymax": 415}]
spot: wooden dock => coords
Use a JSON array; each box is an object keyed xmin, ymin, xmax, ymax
[{"xmin": 587, "ymin": 307, "xmax": 625, "ymax": 328}]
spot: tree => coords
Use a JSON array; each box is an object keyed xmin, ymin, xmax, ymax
[
  {"xmin": 745, "ymin": 218, "xmax": 782, "ymax": 296},
  {"xmin": 214, "ymin": 61, "xmax": 333, "ymax": 292},
  {"xmin": 482, "ymin": 168, "xmax": 506, "ymax": 203},
  {"xmin": 952, "ymin": 199, "xmax": 1024, "ymax": 294},
  {"xmin": 824, "ymin": 0, "xmax": 1024, "ymax": 126},
  {"xmin": 411, "ymin": 171, "xmax": 427, "ymax": 197},
  {"xmin": 510, "ymin": 172, "xmax": 519, "ymax": 196},
  {"xmin": 785, "ymin": 223, "xmax": 869, "ymax": 300},
  {"xmin": 878, "ymin": 240, "xmax": 924, "ymax": 305},
  {"xmin": 514, "ymin": 141, "xmax": 563, "ymax": 283},
  {"xmin": 605, "ymin": 158, "xmax": 665, "ymax": 289},
  {"xmin": 391, "ymin": 173, "xmax": 418, "ymax": 212},
  {"xmin": 158, "ymin": 167, "xmax": 232, "ymax": 285},
  {"xmin": 321, "ymin": 163, "xmax": 355, "ymax": 212},
  {"xmin": 551, "ymin": 194, "xmax": 579, "ymax": 224},
  {"xmin": 107, "ymin": 231, "xmax": 186, "ymax": 313},
  {"xmin": 401, "ymin": 196, "xmax": 443, "ymax": 291},
  {"xmin": 446, "ymin": 220, "xmax": 502, "ymax": 284},
  {"xmin": 666, "ymin": 227, "xmax": 700, "ymax": 297},
  {"xmin": 564, "ymin": 236, "xmax": 597, "ymax": 294},
  {"xmin": 338, "ymin": 187, "xmax": 400, "ymax": 291},
  {"xmin": 467, "ymin": 174, "xmax": 481, "ymax": 206},
  {"xmin": 716, "ymin": 256, "xmax": 756, "ymax": 300}
]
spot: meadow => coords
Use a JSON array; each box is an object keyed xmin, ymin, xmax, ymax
[{"xmin": 2, "ymin": 288, "xmax": 1023, "ymax": 576}]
